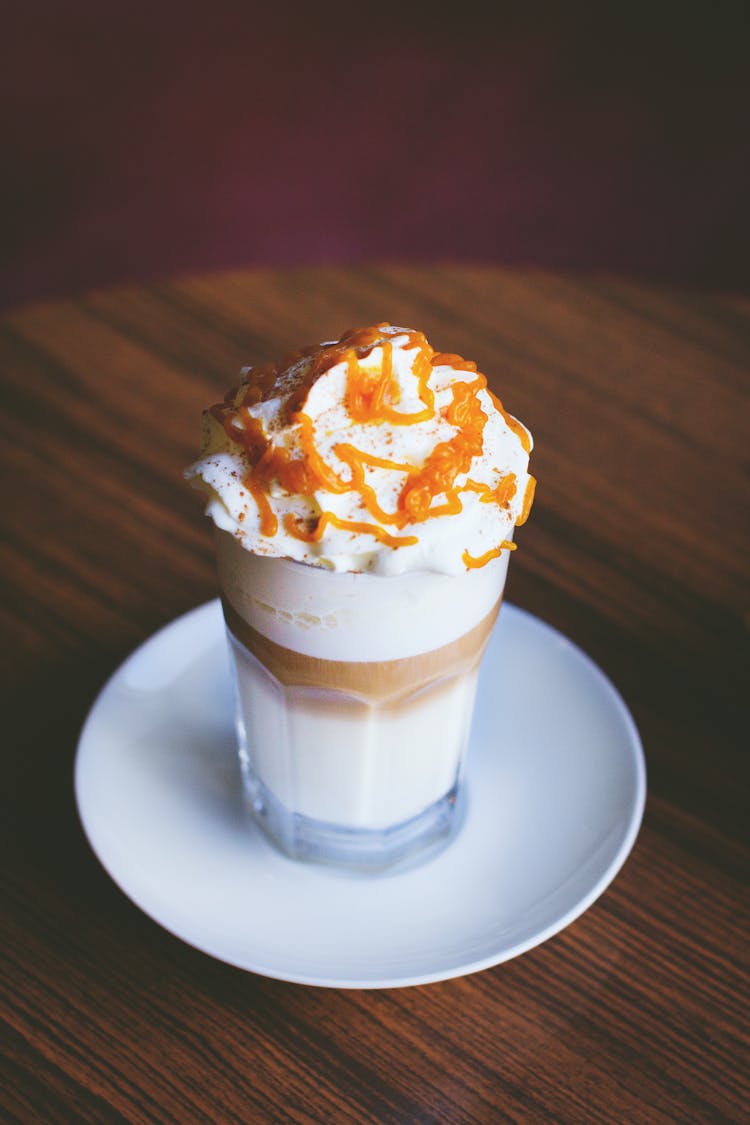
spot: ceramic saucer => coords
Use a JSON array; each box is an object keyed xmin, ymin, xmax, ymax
[{"xmin": 75, "ymin": 600, "xmax": 646, "ymax": 988}]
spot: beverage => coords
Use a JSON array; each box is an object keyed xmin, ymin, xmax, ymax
[
  {"xmin": 217, "ymin": 529, "xmax": 509, "ymax": 863},
  {"xmin": 187, "ymin": 324, "xmax": 535, "ymax": 868}
]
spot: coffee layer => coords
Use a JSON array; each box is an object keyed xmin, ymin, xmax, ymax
[{"xmin": 222, "ymin": 596, "xmax": 500, "ymax": 703}]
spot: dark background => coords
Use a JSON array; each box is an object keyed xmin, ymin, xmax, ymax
[{"xmin": 2, "ymin": 1, "xmax": 749, "ymax": 309}]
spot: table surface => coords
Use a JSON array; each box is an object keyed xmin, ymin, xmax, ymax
[{"xmin": 2, "ymin": 266, "xmax": 747, "ymax": 1123}]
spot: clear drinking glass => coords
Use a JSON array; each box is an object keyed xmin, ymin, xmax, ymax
[{"xmin": 215, "ymin": 530, "xmax": 510, "ymax": 869}]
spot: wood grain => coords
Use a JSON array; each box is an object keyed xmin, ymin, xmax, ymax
[{"xmin": 1, "ymin": 265, "xmax": 748, "ymax": 1123}]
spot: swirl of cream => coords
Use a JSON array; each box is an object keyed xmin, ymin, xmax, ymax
[{"xmin": 186, "ymin": 324, "xmax": 535, "ymax": 575}]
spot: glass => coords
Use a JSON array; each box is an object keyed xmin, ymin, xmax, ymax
[{"xmin": 215, "ymin": 531, "xmax": 508, "ymax": 870}]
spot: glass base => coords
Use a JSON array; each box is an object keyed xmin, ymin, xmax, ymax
[{"xmin": 242, "ymin": 766, "xmax": 464, "ymax": 873}]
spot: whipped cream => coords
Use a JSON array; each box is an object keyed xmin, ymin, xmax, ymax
[{"xmin": 186, "ymin": 324, "xmax": 535, "ymax": 575}]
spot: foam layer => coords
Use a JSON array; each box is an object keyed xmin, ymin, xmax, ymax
[{"xmin": 215, "ymin": 528, "xmax": 508, "ymax": 661}]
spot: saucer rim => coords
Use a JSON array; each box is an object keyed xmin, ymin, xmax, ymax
[{"xmin": 74, "ymin": 599, "xmax": 647, "ymax": 989}]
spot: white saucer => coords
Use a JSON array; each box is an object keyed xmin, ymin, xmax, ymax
[{"xmin": 75, "ymin": 600, "xmax": 646, "ymax": 989}]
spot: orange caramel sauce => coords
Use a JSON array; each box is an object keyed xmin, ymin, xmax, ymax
[
  {"xmin": 462, "ymin": 541, "xmax": 516, "ymax": 569},
  {"xmin": 284, "ymin": 512, "xmax": 418, "ymax": 550},
  {"xmin": 294, "ymin": 412, "xmax": 350, "ymax": 493},
  {"xmin": 207, "ymin": 325, "xmax": 532, "ymax": 567},
  {"xmin": 333, "ymin": 443, "xmax": 413, "ymax": 528},
  {"xmin": 398, "ymin": 376, "xmax": 486, "ymax": 521},
  {"xmin": 430, "ymin": 353, "xmax": 477, "ymax": 372},
  {"xmin": 461, "ymin": 473, "xmax": 517, "ymax": 507},
  {"xmin": 245, "ymin": 476, "xmax": 278, "ymax": 537},
  {"xmin": 336, "ymin": 446, "xmax": 415, "ymax": 474},
  {"xmin": 516, "ymin": 474, "xmax": 537, "ymax": 526},
  {"xmin": 488, "ymin": 389, "xmax": 531, "ymax": 454},
  {"xmin": 345, "ymin": 341, "xmax": 434, "ymax": 425}
]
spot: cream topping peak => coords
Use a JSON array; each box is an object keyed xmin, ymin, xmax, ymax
[{"xmin": 186, "ymin": 324, "xmax": 535, "ymax": 575}]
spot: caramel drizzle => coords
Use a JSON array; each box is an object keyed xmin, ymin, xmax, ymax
[
  {"xmin": 346, "ymin": 341, "xmax": 436, "ymax": 426},
  {"xmin": 516, "ymin": 475, "xmax": 537, "ymax": 527},
  {"xmin": 461, "ymin": 475, "xmax": 518, "ymax": 507},
  {"xmin": 207, "ymin": 324, "xmax": 533, "ymax": 564},
  {"xmin": 284, "ymin": 512, "xmax": 418, "ymax": 550},
  {"xmin": 488, "ymin": 389, "xmax": 531, "ymax": 454},
  {"xmin": 463, "ymin": 542, "xmax": 517, "ymax": 569},
  {"xmin": 398, "ymin": 376, "xmax": 487, "ymax": 522}
]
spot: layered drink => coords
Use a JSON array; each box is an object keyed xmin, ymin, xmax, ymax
[{"xmin": 187, "ymin": 324, "xmax": 535, "ymax": 868}]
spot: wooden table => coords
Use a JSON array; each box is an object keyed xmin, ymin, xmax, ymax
[{"xmin": 2, "ymin": 266, "xmax": 747, "ymax": 1123}]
